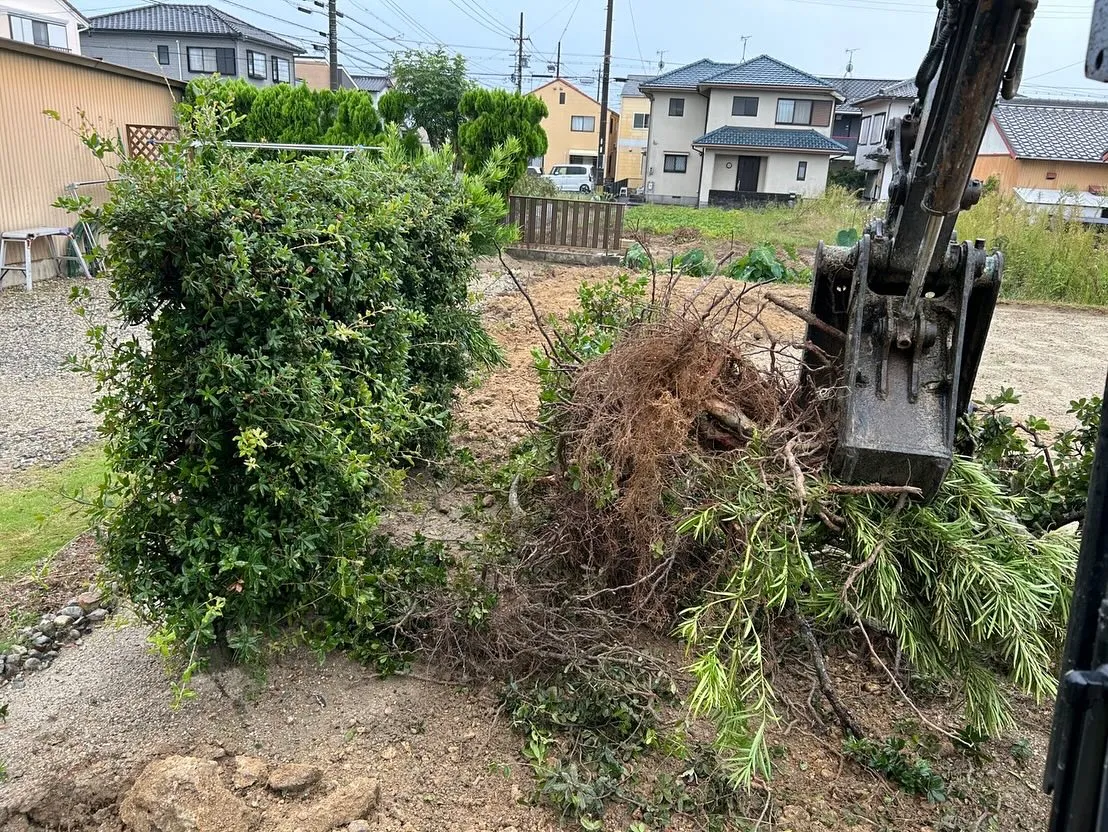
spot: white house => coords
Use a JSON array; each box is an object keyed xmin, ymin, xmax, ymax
[
  {"xmin": 850, "ymin": 78, "xmax": 915, "ymax": 201},
  {"xmin": 638, "ymin": 55, "xmax": 847, "ymax": 206},
  {"xmin": 1, "ymin": 0, "xmax": 88, "ymax": 54}
]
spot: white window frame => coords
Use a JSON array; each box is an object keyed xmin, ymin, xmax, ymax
[
  {"xmin": 870, "ymin": 112, "xmax": 887, "ymax": 146},
  {"xmin": 570, "ymin": 115, "xmax": 595, "ymax": 132},
  {"xmin": 663, "ymin": 153, "xmax": 688, "ymax": 174},
  {"xmin": 859, "ymin": 115, "xmax": 872, "ymax": 146},
  {"xmin": 272, "ymin": 56, "xmax": 291, "ymax": 83},
  {"xmin": 633, "ymin": 112, "xmax": 649, "ymax": 129},
  {"xmin": 9, "ymin": 14, "xmax": 68, "ymax": 50}
]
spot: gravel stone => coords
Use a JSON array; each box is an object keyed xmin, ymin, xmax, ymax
[
  {"xmin": 53, "ymin": 615, "xmax": 73, "ymax": 629},
  {"xmin": 75, "ymin": 590, "xmax": 102, "ymax": 611},
  {"xmin": 67, "ymin": 628, "xmax": 81, "ymax": 641},
  {"xmin": 87, "ymin": 608, "xmax": 109, "ymax": 623},
  {"xmin": 23, "ymin": 657, "xmax": 42, "ymax": 671},
  {"xmin": 0, "ymin": 278, "xmax": 134, "ymax": 478},
  {"xmin": 31, "ymin": 635, "xmax": 52, "ymax": 650},
  {"xmin": 58, "ymin": 605, "xmax": 84, "ymax": 620}
]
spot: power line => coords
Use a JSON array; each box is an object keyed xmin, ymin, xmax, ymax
[{"xmin": 625, "ymin": 0, "xmax": 646, "ymax": 73}]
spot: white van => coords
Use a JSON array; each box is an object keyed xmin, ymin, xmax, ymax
[{"xmin": 544, "ymin": 164, "xmax": 594, "ymax": 193}]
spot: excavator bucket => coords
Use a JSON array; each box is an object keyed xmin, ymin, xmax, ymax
[{"xmin": 800, "ymin": 234, "xmax": 1002, "ymax": 500}]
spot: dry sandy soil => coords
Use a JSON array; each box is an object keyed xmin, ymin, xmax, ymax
[{"xmin": 1, "ymin": 263, "xmax": 1104, "ymax": 832}]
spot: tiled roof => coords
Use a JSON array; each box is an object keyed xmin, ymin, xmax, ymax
[
  {"xmin": 820, "ymin": 76, "xmax": 902, "ymax": 113},
  {"xmin": 621, "ymin": 74, "xmax": 653, "ymax": 97},
  {"xmin": 638, "ymin": 58, "xmax": 734, "ymax": 90},
  {"xmin": 351, "ymin": 74, "xmax": 391, "ymax": 92},
  {"xmin": 705, "ymin": 55, "xmax": 837, "ymax": 93},
  {"xmin": 853, "ymin": 78, "xmax": 916, "ymax": 105},
  {"xmin": 87, "ymin": 4, "xmax": 303, "ymax": 52},
  {"xmin": 994, "ymin": 101, "xmax": 1108, "ymax": 161},
  {"xmin": 692, "ymin": 126, "xmax": 847, "ymax": 152}
]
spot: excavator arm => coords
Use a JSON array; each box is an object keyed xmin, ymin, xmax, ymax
[{"xmin": 803, "ymin": 0, "xmax": 1037, "ymax": 499}]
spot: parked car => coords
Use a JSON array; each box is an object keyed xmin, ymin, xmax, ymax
[
  {"xmin": 544, "ymin": 164, "xmax": 594, "ymax": 193},
  {"xmin": 526, "ymin": 165, "xmax": 542, "ymax": 176}
]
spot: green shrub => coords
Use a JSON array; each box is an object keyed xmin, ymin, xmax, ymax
[
  {"xmin": 67, "ymin": 101, "xmax": 509, "ymax": 660},
  {"xmin": 957, "ymin": 191, "xmax": 1108, "ymax": 305},
  {"xmin": 723, "ymin": 243, "xmax": 808, "ymax": 283}
]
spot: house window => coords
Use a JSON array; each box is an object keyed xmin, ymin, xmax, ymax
[
  {"xmin": 157, "ymin": 44, "xmax": 170, "ymax": 65},
  {"xmin": 559, "ymin": 91, "xmax": 566, "ymax": 104},
  {"xmin": 869, "ymin": 113, "xmax": 886, "ymax": 145},
  {"xmin": 9, "ymin": 14, "xmax": 68, "ymax": 50},
  {"xmin": 732, "ymin": 96, "xmax": 759, "ymax": 117},
  {"xmin": 570, "ymin": 115, "xmax": 595, "ymax": 132},
  {"xmin": 1046, "ymin": 171, "xmax": 1058, "ymax": 180},
  {"xmin": 668, "ymin": 97, "xmax": 685, "ymax": 117},
  {"xmin": 633, "ymin": 112, "xmax": 649, "ymax": 129},
  {"xmin": 663, "ymin": 153, "xmax": 688, "ymax": 173},
  {"xmin": 797, "ymin": 161, "xmax": 808, "ymax": 181},
  {"xmin": 776, "ymin": 98, "xmax": 832, "ymax": 126},
  {"xmin": 272, "ymin": 56, "xmax": 291, "ymax": 83},
  {"xmin": 247, "ymin": 50, "xmax": 266, "ymax": 79},
  {"xmin": 187, "ymin": 46, "xmax": 236, "ymax": 75},
  {"xmin": 858, "ymin": 115, "xmax": 871, "ymax": 145}
]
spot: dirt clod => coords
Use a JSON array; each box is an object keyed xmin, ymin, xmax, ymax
[
  {"xmin": 119, "ymin": 755, "xmax": 255, "ymax": 832},
  {"xmin": 231, "ymin": 756, "xmax": 269, "ymax": 789},
  {"xmin": 266, "ymin": 763, "xmax": 322, "ymax": 793},
  {"xmin": 274, "ymin": 777, "xmax": 380, "ymax": 832}
]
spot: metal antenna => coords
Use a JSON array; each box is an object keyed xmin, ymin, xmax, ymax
[
  {"xmin": 740, "ymin": 35, "xmax": 751, "ymax": 62},
  {"xmin": 845, "ymin": 47, "xmax": 859, "ymax": 77},
  {"xmin": 656, "ymin": 49, "xmax": 665, "ymax": 71}
]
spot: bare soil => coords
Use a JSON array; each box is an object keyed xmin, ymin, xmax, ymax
[{"xmin": 0, "ymin": 263, "xmax": 1102, "ymax": 831}]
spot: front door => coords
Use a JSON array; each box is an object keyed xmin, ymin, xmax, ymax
[{"xmin": 736, "ymin": 156, "xmax": 761, "ymax": 192}]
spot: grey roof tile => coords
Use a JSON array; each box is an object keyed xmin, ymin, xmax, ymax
[
  {"xmin": 994, "ymin": 101, "xmax": 1108, "ymax": 161},
  {"xmin": 853, "ymin": 78, "xmax": 916, "ymax": 105},
  {"xmin": 692, "ymin": 126, "xmax": 847, "ymax": 152},
  {"xmin": 704, "ymin": 55, "xmax": 837, "ymax": 93},
  {"xmin": 88, "ymin": 4, "xmax": 302, "ymax": 52},
  {"xmin": 621, "ymin": 74, "xmax": 653, "ymax": 97},
  {"xmin": 350, "ymin": 74, "xmax": 391, "ymax": 92},
  {"xmin": 638, "ymin": 58, "xmax": 734, "ymax": 90},
  {"xmin": 819, "ymin": 76, "xmax": 902, "ymax": 112}
]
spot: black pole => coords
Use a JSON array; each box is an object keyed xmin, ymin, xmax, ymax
[
  {"xmin": 556, "ymin": 41, "xmax": 561, "ymax": 76},
  {"xmin": 595, "ymin": 0, "xmax": 614, "ymax": 190},
  {"xmin": 328, "ymin": 0, "xmax": 338, "ymax": 90},
  {"xmin": 516, "ymin": 12, "xmax": 524, "ymax": 94}
]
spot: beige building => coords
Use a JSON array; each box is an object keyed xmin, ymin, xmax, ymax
[
  {"xmin": 0, "ymin": 38, "xmax": 182, "ymax": 286},
  {"xmin": 615, "ymin": 74, "xmax": 652, "ymax": 190},
  {"xmin": 295, "ymin": 58, "xmax": 357, "ymax": 90},
  {"xmin": 639, "ymin": 56, "xmax": 846, "ymax": 206},
  {"xmin": 530, "ymin": 78, "xmax": 618, "ymax": 180},
  {"xmin": 1, "ymin": 0, "xmax": 87, "ymax": 53}
]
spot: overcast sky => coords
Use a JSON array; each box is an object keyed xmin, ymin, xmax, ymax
[{"xmin": 75, "ymin": 0, "xmax": 1108, "ymax": 104}]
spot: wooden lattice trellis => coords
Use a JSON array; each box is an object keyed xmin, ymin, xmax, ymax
[{"xmin": 126, "ymin": 124, "xmax": 179, "ymax": 161}]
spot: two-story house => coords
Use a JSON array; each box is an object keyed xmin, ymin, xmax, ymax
[
  {"xmin": 2, "ymin": 0, "xmax": 88, "ymax": 54},
  {"xmin": 639, "ymin": 55, "xmax": 847, "ymax": 207},
  {"xmin": 615, "ymin": 74, "xmax": 652, "ymax": 191},
  {"xmin": 81, "ymin": 4, "xmax": 303, "ymax": 86},
  {"xmin": 819, "ymin": 76, "xmax": 902, "ymax": 158},
  {"xmin": 530, "ymin": 77, "xmax": 618, "ymax": 178},
  {"xmin": 850, "ymin": 78, "xmax": 915, "ymax": 201}
]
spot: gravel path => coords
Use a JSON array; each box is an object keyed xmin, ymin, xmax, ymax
[{"xmin": 0, "ymin": 279, "xmax": 106, "ymax": 478}]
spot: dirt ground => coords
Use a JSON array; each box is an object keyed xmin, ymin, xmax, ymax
[{"xmin": 1, "ymin": 262, "xmax": 1103, "ymax": 831}]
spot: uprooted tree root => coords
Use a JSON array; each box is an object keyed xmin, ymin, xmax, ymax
[{"xmin": 418, "ymin": 261, "xmax": 1077, "ymax": 795}]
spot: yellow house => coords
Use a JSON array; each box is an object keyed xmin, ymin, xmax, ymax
[
  {"xmin": 615, "ymin": 74, "xmax": 652, "ymax": 190},
  {"xmin": 530, "ymin": 77, "xmax": 618, "ymax": 181}
]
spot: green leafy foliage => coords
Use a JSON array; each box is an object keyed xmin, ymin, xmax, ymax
[
  {"xmin": 962, "ymin": 388, "xmax": 1101, "ymax": 531},
  {"xmin": 458, "ymin": 88, "xmax": 548, "ymax": 191},
  {"xmin": 723, "ymin": 243, "xmax": 809, "ymax": 283},
  {"xmin": 621, "ymin": 242, "xmax": 653, "ymax": 271},
  {"xmin": 835, "ymin": 227, "xmax": 860, "ymax": 246},
  {"xmin": 843, "ymin": 736, "xmax": 947, "ymax": 802},
  {"xmin": 70, "ymin": 98, "xmax": 509, "ymax": 661},
  {"xmin": 827, "ymin": 165, "xmax": 867, "ymax": 196},
  {"xmin": 671, "ymin": 247, "xmax": 715, "ymax": 277},
  {"xmin": 390, "ymin": 49, "xmax": 472, "ymax": 149}
]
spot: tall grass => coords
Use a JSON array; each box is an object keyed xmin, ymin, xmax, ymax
[
  {"xmin": 957, "ymin": 191, "xmax": 1108, "ymax": 306},
  {"xmin": 625, "ymin": 186, "xmax": 863, "ymax": 250}
]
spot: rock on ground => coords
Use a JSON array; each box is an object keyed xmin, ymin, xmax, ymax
[
  {"xmin": 266, "ymin": 762, "xmax": 322, "ymax": 793},
  {"xmin": 119, "ymin": 756, "xmax": 255, "ymax": 832},
  {"xmin": 274, "ymin": 777, "xmax": 380, "ymax": 832}
]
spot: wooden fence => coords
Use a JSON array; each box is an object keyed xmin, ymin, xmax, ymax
[{"xmin": 507, "ymin": 196, "xmax": 625, "ymax": 253}]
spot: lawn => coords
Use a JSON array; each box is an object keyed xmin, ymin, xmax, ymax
[
  {"xmin": 625, "ymin": 186, "xmax": 864, "ymax": 250},
  {"xmin": 0, "ymin": 446, "xmax": 105, "ymax": 577}
]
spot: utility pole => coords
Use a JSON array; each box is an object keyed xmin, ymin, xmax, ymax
[
  {"xmin": 328, "ymin": 0, "xmax": 338, "ymax": 90},
  {"xmin": 740, "ymin": 35, "xmax": 751, "ymax": 62},
  {"xmin": 556, "ymin": 41, "xmax": 561, "ymax": 77},
  {"xmin": 515, "ymin": 12, "xmax": 524, "ymax": 93},
  {"xmin": 595, "ymin": 0, "xmax": 614, "ymax": 190}
]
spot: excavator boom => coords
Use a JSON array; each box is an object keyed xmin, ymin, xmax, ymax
[{"xmin": 803, "ymin": 0, "xmax": 1037, "ymax": 499}]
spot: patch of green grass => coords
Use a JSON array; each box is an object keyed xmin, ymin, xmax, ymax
[
  {"xmin": 0, "ymin": 446, "xmax": 105, "ymax": 577},
  {"xmin": 625, "ymin": 185, "xmax": 863, "ymax": 248}
]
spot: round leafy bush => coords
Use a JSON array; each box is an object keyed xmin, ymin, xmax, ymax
[{"xmin": 75, "ymin": 104, "xmax": 508, "ymax": 658}]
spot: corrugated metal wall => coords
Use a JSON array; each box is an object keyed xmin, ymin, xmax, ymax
[
  {"xmin": 0, "ymin": 44, "xmax": 180, "ymax": 285},
  {"xmin": 973, "ymin": 155, "xmax": 1108, "ymax": 193}
]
